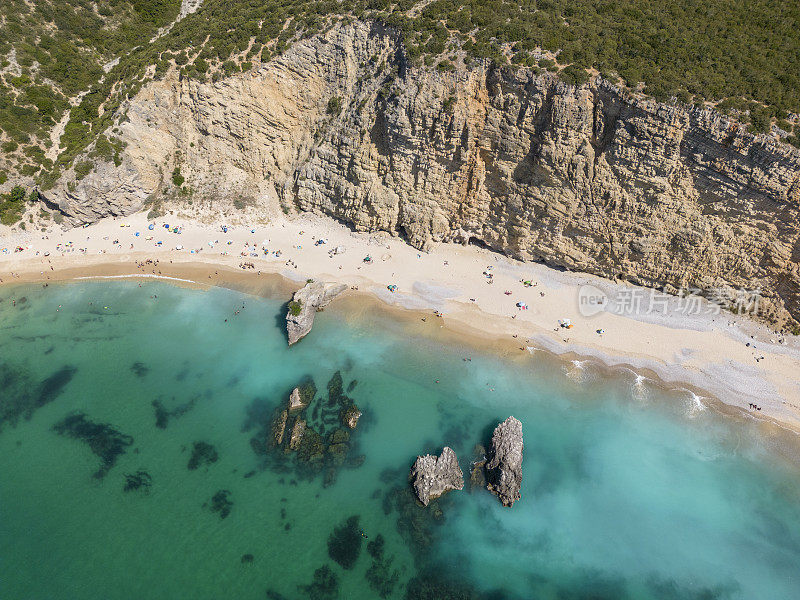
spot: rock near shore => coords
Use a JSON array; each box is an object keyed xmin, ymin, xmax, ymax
[
  {"xmin": 485, "ymin": 417, "xmax": 523, "ymax": 507},
  {"xmin": 409, "ymin": 446, "xmax": 464, "ymax": 506},
  {"xmin": 286, "ymin": 281, "xmax": 347, "ymax": 345}
]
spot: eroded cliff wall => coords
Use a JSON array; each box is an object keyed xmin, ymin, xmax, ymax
[{"xmin": 47, "ymin": 21, "xmax": 800, "ymax": 326}]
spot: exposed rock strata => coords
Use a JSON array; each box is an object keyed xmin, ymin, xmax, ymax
[
  {"xmin": 286, "ymin": 281, "xmax": 348, "ymax": 345},
  {"xmin": 47, "ymin": 21, "xmax": 800, "ymax": 327},
  {"xmin": 486, "ymin": 417, "xmax": 523, "ymax": 507},
  {"xmin": 409, "ymin": 446, "xmax": 464, "ymax": 506}
]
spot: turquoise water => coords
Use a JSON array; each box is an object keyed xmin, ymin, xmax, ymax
[{"xmin": 1, "ymin": 281, "xmax": 799, "ymax": 600}]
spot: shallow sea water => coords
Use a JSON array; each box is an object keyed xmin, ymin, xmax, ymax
[{"xmin": 1, "ymin": 281, "xmax": 799, "ymax": 599}]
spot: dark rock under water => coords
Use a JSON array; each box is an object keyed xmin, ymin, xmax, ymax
[
  {"xmin": 0, "ymin": 364, "xmax": 77, "ymax": 432},
  {"xmin": 51, "ymin": 412, "xmax": 133, "ymax": 479},
  {"xmin": 327, "ymin": 515, "xmax": 362, "ymax": 570},
  {"xmin": 152, "ymin": 395, "xmax": 198, "ymax": 430},
  {"xmin": 210, "ymin": 490, "xmax": 233, "ymax": 519},
  {"xmin": 187, "ymin": 441, "xmax": 219, "ymax": 470},
  {"xmin": 123, "ymin": 470, "xmax": 152, "ymax": 493}
]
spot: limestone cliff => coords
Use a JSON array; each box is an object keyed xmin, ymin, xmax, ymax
[{"xmin": 45, "ymin": 21, "xmax": 800, "ymax": 327}]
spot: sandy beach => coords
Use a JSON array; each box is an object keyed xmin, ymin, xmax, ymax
[{"xmin": 3, "ymin": 209, "xmax": 800, "ymax": 433}]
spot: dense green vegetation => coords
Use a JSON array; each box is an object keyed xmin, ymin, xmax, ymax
[
  {"xmin": 0, "ymin": 184, "xmax": 27, "ymax": 225},
  {"xmin": 0, "ymin": 0, "xmax": 181, "ymax": 181},
  {"xmin": 1, "ymin": 0, "xmax": 799, "ymax": 188}
]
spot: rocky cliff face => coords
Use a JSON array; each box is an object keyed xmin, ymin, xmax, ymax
[{"xmin": 46, "ymin": 21, "xmax": 800, "ymax": 326}]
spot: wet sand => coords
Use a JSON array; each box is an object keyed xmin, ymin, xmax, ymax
[{"xmin": 2, "ymin": 210, "xmax": 800, "ymax": 433}]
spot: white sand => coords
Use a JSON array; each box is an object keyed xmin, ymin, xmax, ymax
[{"xmin": 3, "ymin": 210, "xmax": 800, "ymax": 431}]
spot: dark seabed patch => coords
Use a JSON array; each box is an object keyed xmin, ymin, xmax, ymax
[
  {"xmin": 123, "ymin": 470, "xmax": 152, "ymax": 494},
  {"xmin": 209, "ymin": 490, "xmax": 233, "ymax": 519},
  {"xmin": 51, "ymin": 412, "xmax": 133, "ymax": 479},
  {"xmin": 187, "ymin": 441, "xmax": 219, "ymax": 470},
  {"xmin": 130, "ymin": 362, "xmax": 149, "ymax": 377},
  {"xmin": 299, "ymin": 564, "xmax": 339, "ymax": 600},
  {"xmin": 152, "ymin": 395, "xmax": 198, "ymax": 429},
  {"xmin": 365, "ymin": 534, "xmax": 400, "ymax": 598},
  {"xmin": 327, "ymin": 515, "xmax": 363, "ymax": 570},
  {"xmin": 0, "ymin": 364, "xmax": 77, "ymax": 432}
]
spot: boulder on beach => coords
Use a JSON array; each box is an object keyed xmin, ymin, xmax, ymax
[
  {"xmin": 409, "ymin": 446, "xmax": 464, "ymax": 506},
  {"xmin": 286, "ymin": 281, "xmax": 347, "ymax": 345},
  {"xmin": 485, "ymin": 417, "xmax": 523, "ymax": 507}
]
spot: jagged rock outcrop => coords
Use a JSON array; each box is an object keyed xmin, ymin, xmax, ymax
[
  {"xmin": 340, "ymin": 405, "xmax": 361, "ymax": 429},
  {"xmin": 286, "ymin": 281, "xmax": 348, "ymax": 345},
  {"xmin": 409, "ymin": 447, "xmax": 464, "ymax": 506},
  {"xmin": 48, "ymin": 20, "xmax": 800, "ymax": 327},
  {"xmin": 486, "ymin": 417, "xmax": 523, "ymax": 507}
]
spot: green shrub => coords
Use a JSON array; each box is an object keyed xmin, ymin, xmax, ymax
[
  {"xmin": 559, "ymin": 64, "xmax": 589, "ymax": 87},
  {"xmin": 10, "ymin": 185, "xmax": 25, "ymax": 203},
  {"xmin": 288, "ymin": 300, "xmax": 302, "ymax": 316},
  {"xmin": 74, "ymin": 161, "xmax": 93, "ymax": 180},
  {"xmin": 749, "ymin": 109, "xmax": 771, "ymax": 134},
  {"xmin": 171, "ymin": 167, "xmax": 184, "ymax": 186},
  {"xmin": 327, "ymin": 96, "xmax": 342, "ymax": 115}
]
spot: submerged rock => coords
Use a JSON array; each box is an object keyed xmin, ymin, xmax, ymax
[
  {"xmin": 286, "ymin": 281, "xmax": 347, "ymax": 345},
  {"xmin": 1, "ymin": 364, "xmax": 77, "ymax": 433},
  {"xmin": 298, "ymin": 564, "xmax": 339, "ymax": 600},
  {"xmin": 365, "ymin": 533, "xmax": 400, "ymax": 599},
  {"xmin": 152, "ymin": 396, "xmax": 197, "ymax": 430},
  {"xmin": 409, "ymin": 446, "xmax": 464, "ymax": 506},
  {"xmin": 52, "ymin": 412, "xmax": 133, "ymax": 479},
  {"xmin": 485, "ymin": 417, "xmax": 523, "ymax": 507},
  {"xmin": 469, "ymin": 444, "xmax": 487, "ymax": 491},
  {"xmin": 288, "ymin": 418, "xmax": 306, "ymax": 451},
  {"xmin": 187, "ymin": 441, "xmax": 219, "ymax": 470},
  {"xmin": 209, "ymin": 489, "xmax": 233, "ymax": 519},
  {"xmin": 270, "ymin": 408, "xmax": 289, "ymax": 448},
  {"xmin": 123, "ymin": 470, "xmax": 152, "ymax": 494},
  {"xmin": 327, "ymin": 515, "xmax": 363, "ymax": 570},
  {"xmin": 130, "ymin": 362, "xmax": 149, "ymax": 377}
]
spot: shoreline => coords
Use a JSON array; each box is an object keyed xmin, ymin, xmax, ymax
[{"xmin": 3, "ymin": 210, "xmax": 800, "ymax": 436}]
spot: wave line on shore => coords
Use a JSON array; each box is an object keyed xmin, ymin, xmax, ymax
[{"xmin": 74, "ymin": 274, "xmax": 198, "ymax": 284}]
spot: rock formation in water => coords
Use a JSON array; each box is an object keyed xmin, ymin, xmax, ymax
[
  {"xmin": 288, "ymin": 386, "xmax": 309, "ymax": 413},
  {"xmin": 409, "ymin": 446, "xmax": 464, "ymax": 506},
  {"xmin": 486, "ymin": 417, "xmax": 523, "ymax": 507},
  {"xmin": 45, "ymin": 21, "xmax": 800, "ymax": 328},
  {"xmin": 286, "ymin": 281, "xmax": 348, "ymax": 345},
  {"xmin": 469, "ymin": 443, "xmax": 487, "ymax": 491},
  {"xmin": 262, "ymin": 372, "xmax": 365, "ymax": 485},
  {"xmin": 340, "ymin": 405, "xmax": 362, "ymax": 429}
]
